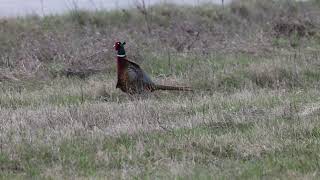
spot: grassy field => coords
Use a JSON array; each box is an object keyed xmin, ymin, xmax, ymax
[{"xmin": 1, "ymin": 0, "xmax": 320, "ymax": 179}]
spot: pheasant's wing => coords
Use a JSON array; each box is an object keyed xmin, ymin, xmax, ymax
[
  {"xmin": 126, "ymin": 64, "xmax": 139, "ymax": 82},
  {"xmin": 127, "ymin": 60, "xmax": 154, "ymax": 85},
  {"xmin": 141, "ymin": 70, "xmax": 154, "ymax": 85}
]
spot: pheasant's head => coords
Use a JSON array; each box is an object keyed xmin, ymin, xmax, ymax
[{"xmin": 114, "ymin": 41, "xmax": 126, "ymax": 57}]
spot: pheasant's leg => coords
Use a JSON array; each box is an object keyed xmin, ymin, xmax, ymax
[{"xmin": 127, "ymin": 93, "xmax": 136, "ymax": 101}]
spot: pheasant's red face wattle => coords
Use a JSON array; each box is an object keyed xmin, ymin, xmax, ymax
[{"xmin": 114, "ymin": 42, "xmax": 121, "ymax": 51}]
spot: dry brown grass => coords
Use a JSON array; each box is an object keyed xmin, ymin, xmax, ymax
[
  {"xmin": 0, "ymin": 52, "xmax": 320, "ymax": 178},
  {"xmin": 1, "ymin": 0, "xmax": 320, "ymax": 179},
  {"xmin": 0, "ymin": 0, "xmax": 319, "ymax": 81}
]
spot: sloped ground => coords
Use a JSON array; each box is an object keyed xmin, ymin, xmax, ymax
[{"xmin": 1, "ymin": 0, "xmax": 320, "ymax": 179}]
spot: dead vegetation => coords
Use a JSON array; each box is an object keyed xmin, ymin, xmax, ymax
[
  {"xmin": 0, "ymin": 0, "xmax": 320, "ymax": 179},
  {"xmin": 0, "ymin": 0, "xmax": 318, "ymax": 81}
]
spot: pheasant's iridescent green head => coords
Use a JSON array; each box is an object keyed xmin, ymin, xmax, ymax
[{"xmin": 114, "ymin": 41, "xmax": 126, "ymax": 57}]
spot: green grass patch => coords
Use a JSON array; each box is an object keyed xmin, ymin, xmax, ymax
[{"xmin": 2, "ymin": 116, "xmax": 320, "ymax": 179}]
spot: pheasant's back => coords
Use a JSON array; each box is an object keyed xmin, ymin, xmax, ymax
[{"xmin": 117, "ymin": 58, "xmax": 155, "ymax": 94}]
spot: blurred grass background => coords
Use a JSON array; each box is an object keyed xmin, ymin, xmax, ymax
[{"xmin": 0, "ymin": 0, "xmax": 320, "ymax": 179}]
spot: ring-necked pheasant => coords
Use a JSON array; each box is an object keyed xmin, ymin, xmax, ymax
[{"xmin": 114, "ymin": 41, "xmax": 192, "ymax": 94}]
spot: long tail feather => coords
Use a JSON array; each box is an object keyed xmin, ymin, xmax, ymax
[{"xmin": 154, "ymin": 84, "xmax": 192, "ymax": 91}]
